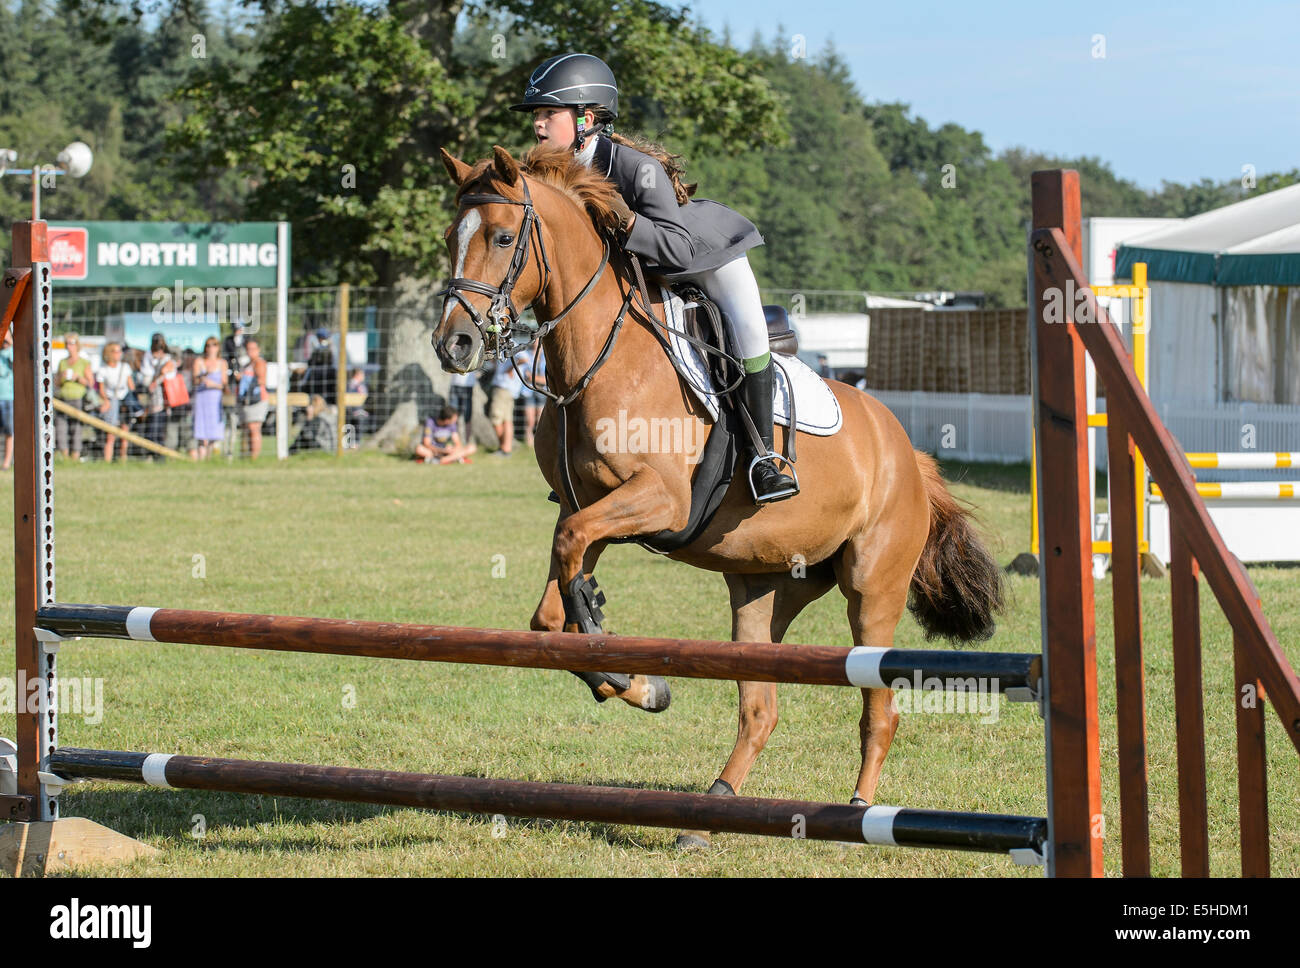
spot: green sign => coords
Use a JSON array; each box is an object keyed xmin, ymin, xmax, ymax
[{"xmin": 46, "ymin": 221, "xmax": 288, "ymax": 288}]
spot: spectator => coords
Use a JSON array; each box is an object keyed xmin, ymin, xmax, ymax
[
  {"xmin": 237, "ymin": 336, "xmax": 270, "ymax": 459},
  {"xmin": 415, "ymin": 405, "xmax": 475, "ymax": 464},
  {"xmin": 345, "ymin": 368, "xmax": 370, "ymax": 442},
  {"xmin": 817, "ymin": 354, "xmax": 831, "ymax": 379},
  {"xmin": 0, "ymin": 328, "xmax": 13, "ymax": 470},
  {"xmin": 95, "ymin": 341, "xmax": 135, "ymax": 463},
  {"xmin": 223, "ymin": 319, "xmax": 250, "ymax": 385},
  {"xmin": 299, "ymin": 326, "xmax": 335, "ymax": 402},
  {"xmin": 120, "ymin": 346, "xmax": 148, "ymax": 458},
  {"xmin": 53, "ymin": 332, "xmax": 93, "ymax": 460},
  {"xmin": 139, "ymin": 333, "xmax": 172, "ymax": 451},
  {"xmin": 299, "ymin": 321, "xmax": 329, "ymax": 363},
  {"xmin": 158, "ymin": 349, "xmax": 197, "ymax": 460},
  {"xmin": 518, "ymin": 339, "xmax": 547, "ymax": 449},
  {"xmin": 487, "ymin": 349, "xmax": 526, "ymax": 457},
  {"xmin": 191, "ymin": 337, "xmax": 227, "ymax": 460},
  {"xmin": 290, "ymin": 394, "xmax": 336, "ymax": 453}
]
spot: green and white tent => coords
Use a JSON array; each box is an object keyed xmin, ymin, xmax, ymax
[{"xmin": 1116, "ymin": 183, "xmax": 1300, "ymax": 405}]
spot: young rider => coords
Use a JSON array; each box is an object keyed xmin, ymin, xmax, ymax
[{"xmin": 512, "ymin": 52, "xmax": 798, "ymax": 504}]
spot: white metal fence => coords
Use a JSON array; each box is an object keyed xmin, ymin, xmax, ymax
[
  {"xmin": 869, "ymin": 391, "xmax": 1033, "ymax": 464},
  {"xmin": 866, "ymin": 390, "xmax": 1300, "ymax": 477}
]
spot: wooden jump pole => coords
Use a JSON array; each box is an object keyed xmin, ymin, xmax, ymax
[
  {"xmin": 35, "ymin": 603, "xmax": 1043, "ymax": 694},
  {"xmin": 336, "ymin": 282, "xmax": 349, "ymax": 455},
  {"xmin": 46, "ymin": 748, "xmax": 1049, "ymax": 858},
  {"xmin": 5, "ymin": 220, "xmax": 49, "ymax": 826},
  {"xmin": 50, "ymin": 398, "xmax": 185, "ymax": 461},
  {"xmin": 1030, "ymin": 170, "xmax": 1103, "ymax": 877}
]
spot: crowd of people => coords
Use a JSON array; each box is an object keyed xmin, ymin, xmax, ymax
[
  {"xmin": 0, "ymin": 327, "xmax": 554, "ymax": 470},
  {"xmin": 33, "ymin": 328, "xmax": 272, "ymax": 464}
]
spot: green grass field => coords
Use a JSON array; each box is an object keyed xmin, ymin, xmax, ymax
[{"xmin": 2, "ymin": 450, "xmax": 1297, "ymax": 877}]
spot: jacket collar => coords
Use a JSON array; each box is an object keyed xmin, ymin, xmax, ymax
[
  {"xmin": 576, "ymin": 133, "xmax": 615, "ymax": 178},
  {"xmin": 593, "ymin": 133, "xmax": 614, "ymax": 177}
]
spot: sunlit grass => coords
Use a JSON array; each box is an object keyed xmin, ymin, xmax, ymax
[{"xmin": 1, "ymin": 450, "xmax": 1296, "ymax": 876}]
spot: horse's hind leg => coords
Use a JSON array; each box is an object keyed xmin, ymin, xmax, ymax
[
  {"xmin": 676, "ymin": 566, "xmax": 836, "ymax": 849},
  {"xmin": 833, "ymin": 530, "xmax": 922, "ymax": 805}
]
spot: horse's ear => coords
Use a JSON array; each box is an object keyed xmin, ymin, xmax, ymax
[
  {"xmin": 492, "ymin": 145, "xmax": 520, "ymax": 186},
  {"xmin": 439, "ymin": 147, "xmax": 472, "ymax": 187}
]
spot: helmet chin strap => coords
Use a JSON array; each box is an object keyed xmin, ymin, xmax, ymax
[{"xmin": 572, "ymin": 112, "xmax": 604, "ymax": 152}]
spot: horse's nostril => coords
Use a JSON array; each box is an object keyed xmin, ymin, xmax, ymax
[{"xmin": 450, "ymin": 333, "xmax": 472, "ymax": 359}]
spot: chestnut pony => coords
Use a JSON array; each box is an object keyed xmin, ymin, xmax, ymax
[{"xmin": 434, "ymin": 143, "xmax": 1004, "ymax": 847}]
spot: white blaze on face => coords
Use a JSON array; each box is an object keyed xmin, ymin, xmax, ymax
[{"xmin": 443, "ymin": 208, "xmax": 482, "ymax": 322}]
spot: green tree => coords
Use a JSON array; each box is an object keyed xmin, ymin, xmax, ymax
[{"xmin": 166, "ymin": 0, "xmax": 787, "ymax": 287}]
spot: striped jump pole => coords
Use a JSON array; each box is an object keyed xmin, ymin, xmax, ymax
[
  {"xmin": 1152, "ymin": 482, "xmax": 1300, "ymax": 500},
  {"xmin": 35, "ymin": 603, "xmax": 1043, "ymax": 697},
  {"xmin": 46, "ymin": 748, "xmax": 1048, "ymax": 862},
  {"xmin": 1185, "ymin": 452, "xmax": 1298, "ymax": 471}
]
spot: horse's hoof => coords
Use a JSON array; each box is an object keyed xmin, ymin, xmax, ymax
[
  {"xmin": 849, "ymin": 796, "xmax": 869, "ymax": 807},
  {"xmin": 637, "ymin": 675, "xmax": 672, "ymax": 712},
  {"xmin": 617, "ymin": 674, "xmax": 672, "ymax": 713},
  {"xmin": 675, "ymin": 832, "xmax": 711, "ymax": 850}
]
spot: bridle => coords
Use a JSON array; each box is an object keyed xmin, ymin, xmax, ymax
[{"xmin": 436, "ymin": 174, "xmax": 611, "ymax": 369}]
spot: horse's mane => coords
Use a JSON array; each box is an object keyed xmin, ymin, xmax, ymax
[{"xmin": 457, "ymin": 143, "xmax": 622, "ymax": 236}]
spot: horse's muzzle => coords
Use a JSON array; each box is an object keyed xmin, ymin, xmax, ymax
[{"xmin": 435, "ymin": 328, "xmax": 481, "ymax": 373}]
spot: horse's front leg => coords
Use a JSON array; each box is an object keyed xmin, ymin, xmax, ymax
[
  {"xmin": 534, "ymin": 468, "xmax": 683, "ymax": 712},
  {"xmin": 532, "ymin": 534, "xmax": 626, "ymax": 701}
]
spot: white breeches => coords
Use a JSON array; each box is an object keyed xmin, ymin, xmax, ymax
[{"xmin": 676, "ymin": 255, "xmax": 769, "ymax": 362}]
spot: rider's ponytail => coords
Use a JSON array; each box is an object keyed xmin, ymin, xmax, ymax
[{"xmin": 592, "ymin": 108, "xmax": 698, "ymax": 206}]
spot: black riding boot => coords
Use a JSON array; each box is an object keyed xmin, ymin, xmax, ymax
[{"xmin": 740, "ymin": 359, "xmax": 799, "ymax": 504}]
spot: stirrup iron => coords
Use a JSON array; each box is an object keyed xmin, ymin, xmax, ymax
[{"xmin": 747, "ymin": 452, "xmax": 800, "ymax": 503}]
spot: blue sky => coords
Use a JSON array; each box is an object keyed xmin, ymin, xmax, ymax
[{"xmin": 683, "ymin": 0, "xmax": 1299, "ymax": 190}]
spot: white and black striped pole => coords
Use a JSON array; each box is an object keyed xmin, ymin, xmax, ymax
[
  {"xmin": 49, "ymin": 748, "xmax": 1047, "ymax": 862},
  {"xmin": 36, "ymin": 602, "xmax": 1041, "ymax": 697}
]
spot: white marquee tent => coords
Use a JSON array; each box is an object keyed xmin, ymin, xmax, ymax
[{"xmin": 1116, "ymin": 183, "xmax": 1300, "ymax": 405}]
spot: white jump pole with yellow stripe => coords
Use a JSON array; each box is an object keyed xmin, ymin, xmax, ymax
[
  {"xmin": 1148, "ymin": 479, "xmax": 1300, "ymax": 564},
  {"xmin": 1184, "ymin": 453, "xmax": 1299, "ymax": 471},
  {"xmin": 1153, "ymin": 481, "xmax": 1300, "ymax": 499},
  {"xmin": 1147, "ymin": 430, "xmax": 1300, "ymax": 565}
]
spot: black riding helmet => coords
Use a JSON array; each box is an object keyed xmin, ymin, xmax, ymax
[{"xmin": 511, "ymin": 53, "xmax": 619, "ymax": 122}]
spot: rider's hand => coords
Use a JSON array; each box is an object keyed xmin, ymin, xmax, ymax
[{"xmin": 607, "ymin": 194, "xmax": 635, "ymax": 238}]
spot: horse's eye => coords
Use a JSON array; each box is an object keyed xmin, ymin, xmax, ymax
[{"xmin": 497, "ymin": 234, "xmax": 515, "ymax": 247}]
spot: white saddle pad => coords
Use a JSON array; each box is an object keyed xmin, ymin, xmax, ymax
[{"xmin": 661, "ymin": 287, "xmax": 843, "ymax": 436}]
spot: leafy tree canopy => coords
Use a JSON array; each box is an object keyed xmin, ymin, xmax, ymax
[{"xmin": 3, "ymin": 0, "xmax": 1296, "ymax": 304}]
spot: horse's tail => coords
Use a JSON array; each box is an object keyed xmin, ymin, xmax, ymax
[{"xmin": 908, "ymin": 451, "xmax": 1005, "ymax": 643}]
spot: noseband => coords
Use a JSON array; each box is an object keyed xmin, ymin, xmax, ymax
[{"xmin": 436, "ymin": 174, "xmax": 610, "ymax": 361}]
